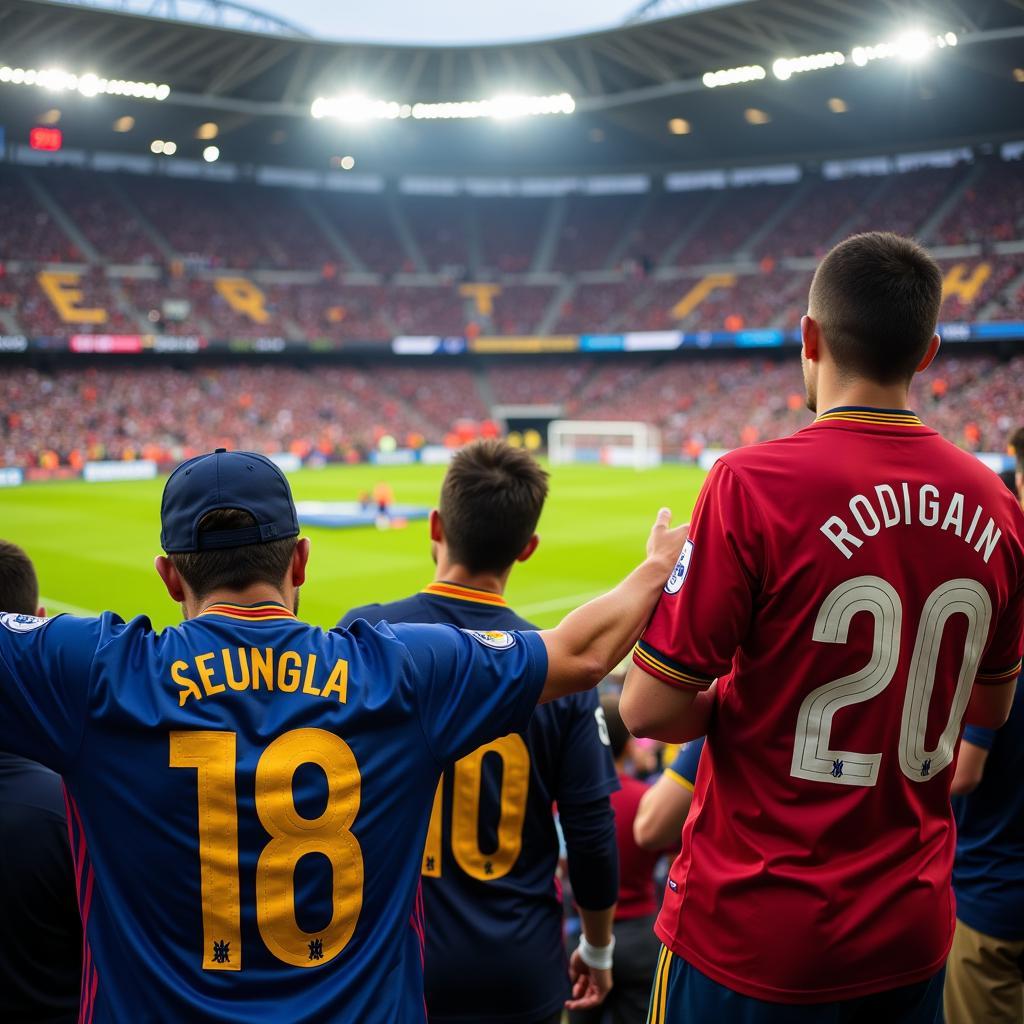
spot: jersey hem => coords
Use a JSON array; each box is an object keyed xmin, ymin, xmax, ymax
[{"xmin": 654, "ymin": 921, "xmax": 953, "ymax": 1004}]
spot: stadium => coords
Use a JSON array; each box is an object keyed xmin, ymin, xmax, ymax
[{"xmin": 1, "ymin": 0, "xmax": 1024, "ymax": 1022}]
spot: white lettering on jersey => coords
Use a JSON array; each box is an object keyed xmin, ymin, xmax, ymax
[{"xmin": 820, "ymin": 483, "xmax": 1002, "ymax": 563}]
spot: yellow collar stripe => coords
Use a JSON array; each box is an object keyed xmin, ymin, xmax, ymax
[
  {"xmin": 422, "ymin": 583, "xmax": 508, "ymax": 607},
  {"xmin": 816, "ymin": 411, "xmax": 923, "ymax": 427}
]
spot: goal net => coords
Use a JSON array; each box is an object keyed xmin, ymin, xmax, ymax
[{"xmin": 548, "ymin": 420, "xmax": 662, "ymax": 469}]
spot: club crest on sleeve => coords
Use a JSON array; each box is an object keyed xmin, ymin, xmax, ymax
[
  {"xmin": 0, "ymin": 612, "xmax": 48, "ymax": 633},
  {"xmin": 664, "ymin": 540, "xmax": 694, "ymax": 595},
  {"xmin": 464, "ymin": 629, "xmax": 517, "ymax": 650}
]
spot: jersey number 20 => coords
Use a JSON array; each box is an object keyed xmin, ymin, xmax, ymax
[
  {"xmin": 170, "ymin": 728, "xmax": 363, "ymax": 971},
  {"xmin": 791, "ymin": 577, "xmax": 991, "ymax": 787}
]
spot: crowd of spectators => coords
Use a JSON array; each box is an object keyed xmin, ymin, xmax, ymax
[
  {"xmin": 2, "ymin": 159, "xmax": 1024, "ymax": 340},
  {"xmin": 4, "ymin": 353, "xmax": 1021, "ymax": 471}
]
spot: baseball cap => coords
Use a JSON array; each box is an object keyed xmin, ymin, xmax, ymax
[{"xmin": 160, "ymin": 449, "xmax": 300, "ymax": 553}]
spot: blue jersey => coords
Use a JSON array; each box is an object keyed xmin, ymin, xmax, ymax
[
  {"xmin": 342, "ymin": 583, "xmax": 619, "ymax": 1024},
  {"xmin": 0, "ymin": 603, "xmax": 547, "ymax": 1023},
  {"xmin": 952, "ymin": 677, "xmax": 1024, "ymax": 941},
  {"xmin": 665, "ymin": 737, "xmax": 704, "ymax": 791}
]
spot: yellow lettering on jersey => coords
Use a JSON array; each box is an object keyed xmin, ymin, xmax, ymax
[
  {"xmin": 172, "ymin": 659, "xmax": 203, "ymax": 707},
  {"xmin": 301, "ymin": 654, "xmax": 321, "ymax": 696},
  {"xmin": 37, "ymin": 271, "xmax": 108, "ymax": 324},
  {"xmin": 459, "ymin": 282, "xmax": 501, "ymax": 317},
  {"xmin": 321, "ymin": 659, "xmax": 349, "ymax": 703},
  {"xmin": 196, "ymin": 651, "xmax": 224, "ymax": 697},
  {"xmin": 223, "ymin": 648, "xmax": 251, "ymax": 691},
  {"xmin": 213, "ymin": 277, "xmax": 269, "ymax": 323},
  {"xmin": 942, "ymin": 263, "xmax": 991, "ymax": 305},
  {"xmin": 252, "ymin": 647, "xmax": 274, "ymax": 690},
  {"xmin": 277, "ymin": 651, "xmax": 302, "ymax": 692},
  {"xmin": 670, "ymin": 273, "xmax": 736, "ymax": 321}
]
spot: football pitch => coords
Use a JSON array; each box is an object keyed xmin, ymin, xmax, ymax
[{"xmin": 1, "ymin": 463, "xmax": 707, "ymax": 630}]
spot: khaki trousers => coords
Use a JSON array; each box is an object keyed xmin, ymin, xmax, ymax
[{"xmin": 944, "ymin": 918, "xmax": 1024, "ymax": 1024}]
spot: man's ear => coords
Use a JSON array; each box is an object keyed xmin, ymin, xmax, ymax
[
  {"xmin": 155, "ymin": 555, "xmax": 186, "ymax": 603},
  {"xmin": 801, "ymin": 314, "xmax": 820, "ymax": 363},
  {"xmin": 515, "ymin": 534, "xmax": 540, "ymax": 564},
  {"xmin": 291, "ymin": 538, "xmax": 311, "ymax": 588},
  {"xmin": 36, "ymin": 605, "xmax": 45, "ymax": 618},
  {"xmin": 915, "ymin": 333, "xmax": 941, "ymax": 374},
  {"xmin": 429, "ymin": 509, "xmax": 444, "ymax": 544}
]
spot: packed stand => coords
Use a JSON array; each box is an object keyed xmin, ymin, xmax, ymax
[{"xmin": 937, "ymin": 159, "xmax": 1024, "ymax": 245}]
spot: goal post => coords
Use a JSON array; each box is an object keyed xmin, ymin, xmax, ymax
[{"xmin": 548, "ymin": 420, "xmax": 662, "ymax": 469}]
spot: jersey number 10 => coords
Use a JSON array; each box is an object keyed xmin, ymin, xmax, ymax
[
  {"xmin": 170, "ymin": 728, "xmax": 363, "ymax": 971},
  {"xmin": 422, "ymin": 733, "xmax": 530, "ymax": 882},
  {"xmin": 791, "ymin": 576, "xmax": 991, "ymax": 787}
]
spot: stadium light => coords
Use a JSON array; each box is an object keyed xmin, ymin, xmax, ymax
[
  {"xmin": 702, "ymin": 65, "xmax": 766, "ymax": 88},
  {"xmin": 773, "ymin": 51, "xmax": 845, "ymax": 81},
  {"xmin": 851, "ymin": 30, "xmax": 956, "ymax": 68},
  {"xmin": 196, "ymin": 122, "xmax": 219, "ymax": 140},
  {"xmin": 667, "ymin": 117, "xmax": 691, "ymax": 135},
  {"xmin": 310, "ymin": 92, "xmax": 575, "ymax": 122},
  {"xmin": 202, "ymin": 145, "xmax": 220, "ymax": 163},
  {"xmin": 151, "ymin": 139, "xmax": 176, "ymax": 155},
  {"xmin": 113, "ymin": 115, "xmax": 134, "ymax": 132},
  {"xmin": 0, "ymin": 65, "xmax": 170, "ymax": 101}
]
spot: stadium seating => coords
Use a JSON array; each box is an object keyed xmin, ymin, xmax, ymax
[
  {"xmin": 2, "ymin": 160, "xmax": 1024, "ymax": 340},
  {"xmin": 4, "ymin": 354, "xmax": 1022, "ymax": 470}
]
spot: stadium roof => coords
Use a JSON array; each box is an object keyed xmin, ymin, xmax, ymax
[{"xmin": 1, "ymin": 0, "xmax": 1023, "ymax": 173}]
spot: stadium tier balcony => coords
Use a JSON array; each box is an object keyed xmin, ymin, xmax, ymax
[
  {"xmin": 552, "ymin": 195, "xmax": 645, "ymax": 272},
  {"xmin": 938, "ymin": 159, "xmax": 1024, "ymax": 246},
  {"xmin": 36, "ymin": 170, "xmax": 164, "ymax": 265},
  {"xmin": 402, "ymin": 197, "xmax": 471, "ymax": 273},
  {"xmin": 0, "ymin": 167, "xmax": 79, "ymax": 264},
  {"xmin": 488, "ymin": 284, "xmax": 557, "ymax": 336},
  {"xmin": 317, "ymin": 194, "xmax": 410, "ymax": 274},
  {"xmin": 475, "ymin": 198, "xmax": 548, "ymax": 274}
]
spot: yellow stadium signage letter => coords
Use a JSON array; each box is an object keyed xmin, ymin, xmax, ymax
[
  {"xmin": 942, "ymin": 263, "xmax": 991, "ymax": 306},
  {"xmin": 459, "ymin": 283, "xmax": 502, "ymax": 318},
  {"xmin": 671, "ymin": 273, "xmax": 737, "ymax": 321},
  {"xmin": 37, "ymin": 271, "xmax": 108, "ymax": 324},
  {"xmin": 214, "ymin": 276, "xmax": 270, "ymax": 324}
]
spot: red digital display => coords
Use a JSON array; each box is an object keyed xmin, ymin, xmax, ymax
[{"xmin": 30, "ymin": 127, "xmax": 63, "ymax": 152}]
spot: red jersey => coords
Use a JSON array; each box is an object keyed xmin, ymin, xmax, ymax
[
  {"xmin": 610, "ymin": 772, "xmax": 663, "ymax": 920},
  {"xmin": 633, "ymin": 407, "xmax": 1024, "ymax": 1004}
]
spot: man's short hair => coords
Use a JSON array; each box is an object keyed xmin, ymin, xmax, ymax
[
  {"xmin": 440, "ymin": 440, "xmax": 549, "ymax": 574},
  {"xmin": 1009, "ymin": 426, "xmax": 1024, "ymax": 476},
  {"xmin": 168, "ymin": 509, "xmax": 297, "ymax": 600},
  {"xmin": 0, "ymin": 540, "xmax": 40, "ymax": 616},
  {"xmin": 600, "ymin": 692, "xmax": 631, "ymax": 760},
  {"xmin": 809, "ymin": 232, "xmax": 943, "ymax": 384}
]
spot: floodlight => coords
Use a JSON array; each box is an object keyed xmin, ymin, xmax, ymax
[
  {"xmin": 202, "ymin": 145, "xmax": 220, "ymax": 162},
  {"xmin": 340, "ymin": 155, "xmax": 355, "ymax": 170},
  {"xmin": 311, "ymin": 91, "xmax": 574, "ymax": 122},
  {"xmin": 702, "ymin": 65, "xmax": 766, "ymax": 88},
  {"xmin": 0, "ymin": 64, "xmax": 169, "ymax": 101},
  {"xmin": 163, "ymin": 141, "xmax": 177, "ymax": 155},
  {"xmin": 150, "ymin": 139, "xmax": 164, "ymax": 153}
]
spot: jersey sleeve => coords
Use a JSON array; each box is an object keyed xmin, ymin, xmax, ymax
[
  {"xmin": 0, "ymin": 613, "xmax": 103, "ymax": 772},
  {"xmin": 961, "ymin": 724, "xmax": 997, "ymax": 751},
  {"xmin": 554, "ymin": 690, "xmax": 620, "ymax": 805},
  {"xmin": 664, "ymin": 736, "xmax": 705, "ymax": 791},
  {"xmin": 338, "ymin": 606, "xmax": 383, "ymax": 629},
  {"xmin": 976, "ymin": 582, "xmax": 1024, "ymax": 686},
  {"xmin": 633, "ymin": 459, "xmax": 763, "ymax": 691},
  {"xmin": 394, "ymin": 623, "xmax": 548, "ymax": 765}
]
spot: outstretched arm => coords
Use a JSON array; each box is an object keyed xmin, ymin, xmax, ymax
[{"xmin": 538, "ymin": 510, "xmax": 689, "ymax": 704}]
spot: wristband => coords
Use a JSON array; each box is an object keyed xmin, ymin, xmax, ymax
[{"xmin": 578, "ymin": 935, "xmax": 615, "ymax": 971}]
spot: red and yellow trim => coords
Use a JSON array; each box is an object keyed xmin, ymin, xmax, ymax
[
  {"xmin": 633, "ymin": 641, "xmax": 714, "ymax": 691},
  {"xmin": 199, "ymin": 602, "xmax": 296, "ymax": 622},
  {"xmin": 421, "ymin": 582, "xmax": 508, "ymax": 607},
  {"xmin": 816, "ymin": 408, "xmax": 924, "ymax": 428},
  {"xmin": 977, "ymin": 659, "xmax": 1022, "ymax": 684}
]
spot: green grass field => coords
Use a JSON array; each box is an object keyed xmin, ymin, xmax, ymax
[{"xmin": 1, "ymin": 463, "xmax": 707, "ymax": 629}]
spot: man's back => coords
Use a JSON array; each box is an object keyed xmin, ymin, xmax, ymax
[
  {"xmin": 342, "ymin": 583, "xmax": 618, "ymax": 1023},
  {"xmin": 639, "ymin": 409, "xmax": 1024, "ymax": 1002},
  {"xmin": 0, "ymin": 752, "xmax": 81, "ymax": 1023},
  {"xmin": 0, "ymin": 603, "xmax": 547, "ymax": 1023}
]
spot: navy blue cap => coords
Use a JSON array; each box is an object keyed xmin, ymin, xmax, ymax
[{"xmin": 160, "ymin": 449, "xmax": 300, "ymax": 553}]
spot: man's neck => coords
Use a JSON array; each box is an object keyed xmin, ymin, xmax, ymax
[
  {"xmin": 184, "ymin": 584, "xmax": 292, "ymax": 620},
  {"xmin": 815, "ymin": 375, "xmax": 913, "ymax": 417},
  {"xmin": 432, "ymin": 559, "xmax": 510, "ymax": 597}
]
